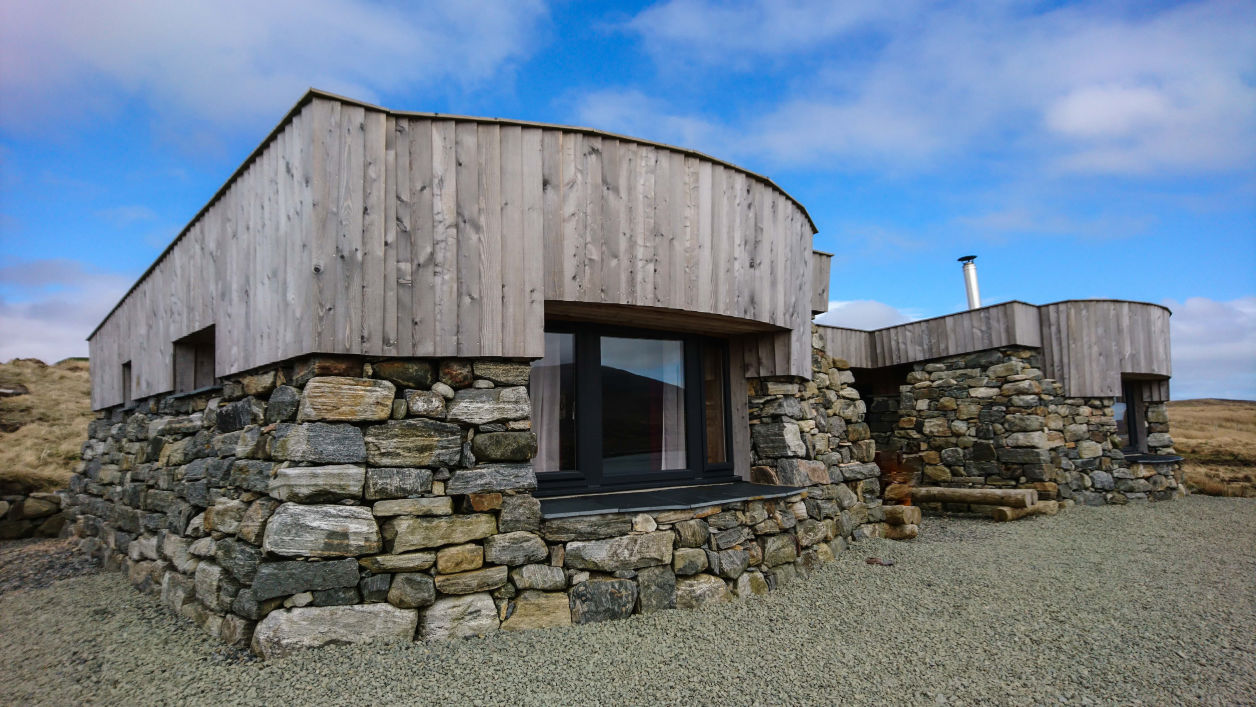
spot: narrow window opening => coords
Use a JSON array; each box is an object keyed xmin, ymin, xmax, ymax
[
  {"xmin": 121, "ymin": 361, "xmax": 132, "ymax": 407},
  {"xmin": 173, "ymin": 326, "xmax": 217, "ymax": 394},
  {"xmin": 1116, "ymin": 378, "xmax": 1147, "ymax": 453}
]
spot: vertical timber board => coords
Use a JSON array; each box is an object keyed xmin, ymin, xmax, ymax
[
  {"xmin": 698, "ymin": 161, "xmax": 715, "ymax": 314},
  {"xmin": 541, "ymin": 130, "xmax": 562, "ymax": 301},
  {"xmin": 582, "ymin": 134, "xmax": 603, "ymax": 304},
  {"xmin": 669, "ymin": 150, "xmax": 687, "ymax": 310},
  {"xmin": 683, "ymin": 155, "xmax": 700, "ymax": 312},
  {"xmin": 455, "ymin": 122, "xmax": 482, "ymax": 356},
  {"xmin": 392, "ymin": 118, "xmax": 413, "ymax": 354},
  {"xmin": 343, "ymin": 105, "xmax": 368, "ymax": 354},
  {"xmin": 499, "ymin": 124, "xmax": 525, "ymax": 355},
  {"xmin": 431, "ymin": 120, "xmax": 459, "ymax": 355},
  {"xmin": 619, "ymin": 140, "xmax": 639, "ymax": 306},
  {"xmin": 652, "ymin": 147, "xmax": 671, "ymax": 308},
  {"xmin": 637, "ymin": 145, "xmax": 656, "ymax": 306},
  {"xmin": 409, "ymin": 119, "xmax": 436, "ymax": 356},
  {"xmin": 312, "ymin": 98, "xmax": 340, "ymax": 352},
  {"xmin": 478, "ymin": 123, "xmax": 503, "ymax": 357},
  {"xmin": 520, "ymin": 127, "xmax": 546, "ymax": 357},
  {"xmin": 560, "ymin": 131, "xmax": 582, "ymax": 303},
  {"xmin": 363, "ymin": 110, "xmax": 388, "ymax": 356},
  {"xmin": 600, "ymin": 138, "xmax": 621, "ymax": 305},
  {"xmin": 382, "ymin": 114, "xmax": 398, "ymax": 355},
  {"xmin": 811, "ymin": 251, "xmax": 831, "ymax": 315}
]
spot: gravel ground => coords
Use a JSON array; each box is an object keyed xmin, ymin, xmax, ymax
[
  {"xmin": 0, "ymin": 537, "xmax": 98, "ymax": 596},
  {"xmin": 1, "ymin": 496, "xmax": 1253, "ymax": 706}
]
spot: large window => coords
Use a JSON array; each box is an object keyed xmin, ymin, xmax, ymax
[
  {"xmin": 173, "ymin": 326, "xmax": 217, "ymax": 394},
  {"xmin": 531, "ymin": 325, "xmax": 732, "ymax": 494}
]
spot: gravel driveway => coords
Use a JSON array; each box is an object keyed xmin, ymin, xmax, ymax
[{"xmin": 2, "ymin": 495, "xmax": 1253, "ymax": 706}]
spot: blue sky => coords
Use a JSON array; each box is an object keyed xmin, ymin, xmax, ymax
[{"xmin": 1, "ymin": 0, "xmax": 1253, "ymax": 398}]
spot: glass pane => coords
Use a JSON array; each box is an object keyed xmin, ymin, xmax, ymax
[
  {"xmin": 531, "ymin": 332, "xmax": 577, "ymax": 473},
  {"xmin": 703, "ymin": 345, "xmax": 728, "ymax": 464},
  {"xmin": 1113, "ymin": 400, "xmax": 1129, "ymax": 449},
  {"xmin": 601, "ymin": 336, "xmax": 687, "ymax": 475}
]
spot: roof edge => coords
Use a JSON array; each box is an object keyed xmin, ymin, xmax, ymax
[{"xmin": 813, "ymin": 298, "xmax": 1172, "ymax": 335}]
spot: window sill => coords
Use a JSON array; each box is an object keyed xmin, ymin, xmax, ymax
[{"xmin": 539, "ymin": 481, "xmax": 806, "ymax": 519}]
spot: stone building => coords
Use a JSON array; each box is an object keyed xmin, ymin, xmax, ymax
[{"xmin": 67, "ymin": 90, "xmax": 1178, "ymax": 657}]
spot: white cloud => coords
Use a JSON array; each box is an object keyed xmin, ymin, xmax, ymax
[
  {"xmin": 572, "ymin": 90, "xmax": 730, "ymax": 156},
  {"xmin": 0, "ymin": 259, "xmax": 131, "ymax": 363},
  {"xmin": 0, "ymin": 0, "xmax": 549, "ymax": 140},
  {"xmin": 1164, "ymin": 296, "xmax": 1256, "ymax": 401},
  {"xmin": 616, "ymin": 0, "xmax": 1256, "ymax": 176},
  {"xmin": 814, "ymin": 300, "xmax": 916, "ymax": 330}
]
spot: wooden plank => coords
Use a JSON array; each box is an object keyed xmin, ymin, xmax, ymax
[
  {"xmin": 382, "ymin": 115, "xmax": 398, "ymax": 355},
  {"xmin": 431, "ymin": 120, "xmax": 459, "ymax": 355},
  {"xmin": 619, "ymin": 140, "xmax": 638, "ymax": 305},
  {"xmin": 560, "ymin": 131, "xmax": 583, "ymax": 302},
  {"xmin": 410, "ymin": 118, "xmax": 435, "ymax": 356},
  {"xmin": 582, "ymin": 134, "xmax": 602, "ymax": 303},
  {"xmin": 541, "ymin": 130, "xmax": 562, "ymax": 301},
  {"xmin": 682, "ymin": 155, "xmax": 699, "ymax": 311},
  {"xmin": 652, "ymin": 146, "xmax": 670, "ymax": 308},
  {"xmin": 637, "ymin": 145, "xmax": 655, "ymax": 306},
  {"xmin": 455, "ymin": 121, "xmax": 482, "ymax": 356},
  {"xmin": 362, "ymin": 109, "xmax": 386, "ymax": 354},
  {"xmin": 478, "ymin": 123, "xmax": 503, "ymax": 356},
  {"xmin": 600, "ymin": 138, "xmax": 622, "ymax": 304},
  {"xmin": 499, "ymin": 123, "xmax": 525, "ymax": 354},
  {"xmin": 669, "ymin": 150, "xmax": 686, "ymax": 309},
  {"xmin": 520, "ymin": 127, "xmax": 545, "ymax": 357},
  {"xmin": 312, "ymin": 99, "xmax": 339, "ymax": 351},
  {"xmin": 392, "ymin": 118, "xmax": 413, "ymax": 354}
]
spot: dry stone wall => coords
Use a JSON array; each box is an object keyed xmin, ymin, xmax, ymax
[
  {"xmin": 0, "ymin": 490, "xmax": 66, "ymax": 539},
  {"xmin": 874, "ymin": 348, "xmax": 1182, "ymax": 508},
  {"xmin": 66, "ymin": 342, "xmax": 883, "ymax": 658}
]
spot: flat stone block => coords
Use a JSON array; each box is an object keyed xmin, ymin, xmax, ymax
[
  {"xmin": 251, "ymin": 604, "xmax": 417, "ymax": 659},
  {"xmin": 297, "ymin": 377, "xmax": 395, "ymax": 422}
]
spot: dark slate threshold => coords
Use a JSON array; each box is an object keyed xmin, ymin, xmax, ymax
[
  {"xmin": 539, "ymin": 481, "xmax": 806, "ymax": 519},
  {"xmin": 1124, "ymin": 453, "xmax": 1184, "ymax": 464}
]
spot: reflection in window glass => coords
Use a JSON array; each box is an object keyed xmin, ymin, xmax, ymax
[
  {"xmin": 601, "ymin": 336, "xmax": 687, "ymax": 475},
  {"xmin": 703, "ymin": 346, "xmax": 727, "ymax": 464},
  {"xmin": 1114, "ymin": 400, "xmax": 1129, "ymax": 450},
  {"xmin": 531, "ymin": 332, "xmax": 576, "ymax": 473}
]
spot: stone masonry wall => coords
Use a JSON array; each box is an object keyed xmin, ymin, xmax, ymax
[
  {"xmin": 66, "ymin": 342, "xmax": 887, "ymax": 658},
  {"xmin": 878, "ymin": 348, "xmax": 1182, "ymax": 508}
]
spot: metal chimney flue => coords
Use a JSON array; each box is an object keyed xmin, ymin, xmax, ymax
[{"xmin": 958, "ymin": 255, "xmax": 981, "ymax": 310}]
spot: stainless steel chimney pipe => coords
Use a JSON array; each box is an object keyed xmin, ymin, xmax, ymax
[{"xmin": 958, "ymin": 255, "xmax": 980, "ymax": 310}]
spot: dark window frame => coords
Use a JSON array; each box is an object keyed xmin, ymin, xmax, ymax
[
  {"xmin": 1119, "ymin": 379, "xmax": 1147, "ymax": 453},
  {"xmin": 535, "ymin": 322, "xmax": 735, "ymax": 496}
]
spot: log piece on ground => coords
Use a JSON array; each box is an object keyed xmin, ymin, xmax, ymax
[
  {"xmin": 911, "ymin": 487, "xmax": 1038, "ymax": 508},
  {"xmin": 989, "ymin": 500, "xmax": 1059, "ymax": 522},
  {"xmin": 882, "ymin": 505, "xmax": 922, "ymax": 526}
]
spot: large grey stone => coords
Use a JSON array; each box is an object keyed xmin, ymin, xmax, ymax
[
  {"xmin": 364, "ymin": 467, "xmax": 434, "ymax": 500},
  {"xmin": 636, "ymin": 565, "xmax": 676, "ymax": 613},
  {"xmin": 251, "ymin": 604, "xmax": 417, "ymax": 659},
  {"xmin": 265, "ymin": 385, "xmax": 302, "ymax": 423},
  {"xmin": 675, "ymin": 574, "xmax": 731, "ymax": 609},
  {"xmin": 569, "ymin": 579, "xmax": 637, "ymax": 624},
  {"xmin": 404, "ymin": 390, "xmax": 446, "ymax": 419},
  {"xmin": 472, "ymin": 361, "xmax": 531, "ymax": 386},
  {"xmin": 445, "ymin": 387, "xmax": 531, "ymax": 425},
  {"xmin": 372, "ymin": 497, "xmax": 451, "ymax": 517},
  {"xmin": 215, "ymin": 538, "xmax": 262, "ymax": 584},
  {"xmin": 252, "ymin": 558, "xmax": 361, "ymax": 601},
  {"xmin": 775, "ymin": 459, "xmax": 827, "ymax": 486},
  {"xmin": 541, "ymin": 514, "xmax": 633, "ymax": 542},
  {"xmin": 387, "ymin": 572, "xmax": 436, "ymax": 609},
  {"xmin": 752, "ymin": 422, "xmax": 806, "ymax": 458},
  {"xmin": 761, "ymin": 534, "xmax": 797, "ymax": 567},
  {"xmin": 358, "ymin": 551, "xmax": 437, "ymax": 573},
  {"xmin": 470, "ymin": 432, "xmax": 537, "ymax": 462},
  {"xmin": 391, "ymin": 514, "xmax": 496, "ymax": 552},
  {"xmin": 268, "ymin": 464, "xmax": 365, "ymax": 503},
  {"xmin": 434, "ymin": 566, "xmax": 508, "ymax": 594},
  {"xmin": 446, "ymin": 464, "xmax": 537, "ymax": 495},
  {"xmin": 998, "ymin": 448, "xmax": 1052, "ymax": 464},
  {"xmin": 674, "ymin": 519, "xmax": 709, "ymax": 548},
  {"xmin": 511, "ymin": 563, "xmax": 567, "ymax": 591},
  {"xmin": 419, "ymin": 593, "xmax": 499, "ymax": 640},
  {"xmin": 373, "ymin": 360, "xmax": 434, "ymax": 389},
  {"xmin": 270, "ymin": 423, "xmax": 366, "ymax": 464},
  {"xmin": 364, "ymin": 420, "xmax": 463, "ymax": 467},
  {"xmin": 262, "ymin": 503, "xmax": 381, "ymax": 558},
  {"xmin": 1091, "ymin": 470, "xmax": 1115, "ymax": 491},
  {"xmin": 483, "ymin": 531, "xmax": 548, "ymax": 566},
  {"xmin": 297, "ymin": 377, "xmax": 395, "ymax": 422},
  {"xmin": 499, "ymin": 495, "xmax": 541, "ymax": 532},
  {"xmin": 565, "ymin": 532, "xmax": 673, "ymax": 572},
  {"xmin": 672, "ymin": 547, "xmax": 709, "ymax": 576}
]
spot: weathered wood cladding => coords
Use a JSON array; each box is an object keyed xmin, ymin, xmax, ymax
[
  {"xmin": 89, "ymin": 91, "xmax": 818, "ymax": 409},
  {"xmin": 816, "ymin": 300, "xmax": 1171, "ymax": 398},
  {"xmin": 811, "ymin": 251, "xmax": 832, "ymax": 315}
]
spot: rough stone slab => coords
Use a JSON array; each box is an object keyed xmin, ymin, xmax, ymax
[
  {"xmin": 776, "ymin": 459, "xmax": 828, "ymax": 487},
  {"xmin": 446, "ymin": 464, "xmax": 537, "ymax": 495},
  {"xmin": 637, "ymin": 565, "xmax": 677, "ymax": 613},
  {"xmin": 359, "ymin": 551, "xmax": 437, "ymax": 573},
  {"xmin": 373, "ymin": 360, "xmax": 434, "ymax": 389},
  {"xmin": 251, "ymin": 604, "xmax": 417, "ymax": 659},
  {"xmin": 502, "ymin": 590, "xmax": 571, "ymax": 631},
  {"xmin": 270, "ymin": 423, "xmax": 367, "ymax": 464},
  {"xmin": 387, "ymin": 572, "xmax": 436, "ymax": 609},
  {"xmin": 499, "ymin": 495, "xmax": 541, "ymax": 532},
  {"xmin": 472, "ymin": 361, "xmax": 531, "ymax": 386},
  {"xmin": 436, "ymin": 543, "xmax": 483, "ymax": 573},
  {"xmin": 483, "ymin": 531, "xmax": 548, "ymax": 566},
  {"xmin": 364, "ymin": 467, "xmax": 434, "ymax": 500},
  {"xmin": 391, "ymin": 514, "xmax": 497, "ymax": 553},
  {"xmin": 470, "ymin": 432, "xmax": 537, "ymax": 462},
  {"xmin": 404, "ymin": 390, "xmax": 446, "ymax": 418},
  {"xmin": 238, "ymin": 497, "xmax": 280, "ymax": 545},
  {"xmin": 433, "ymin": 565, "xmax": 508, "ymax": 594},
  {"xmin": 262, "ymin": 503, "xmax": 381, "ymax": 558},
  {"xmin": 569, "ymin": 579, "xmax": 637, "ymax": 624},
  {"xmin": 372, "ymin": 497, "xmax": 452, "ymax": 517},
  {"xmin": 445, "ymin": 387, "xmax": 531, "ymax": 425},
  {"xmin": 675, "ymin": 574, "xmax": 732, "ymax": 609},
  {"xmin": 751, "ymin": 422, "xmax": 806, "ymax": 458},
  {"xmin": 364, "ymin": 420, "xmax": 463, "ymax": 467},
  {"xmin": 673, "ymin": 547, "xmax": 709, "ymax": 576},
  {"xmin": 297, "ymin": 377, "xmax": 396, "ymax": 422},
  {"xmin": 511, "ymin": 563, "xmax": 567, "ymax": 591},
  {"xmin": 268, "ymin": 464, "xmax": 365, "ymax": 503},
  {"xmin": 419, "ymin": 593, "xmax": 499, "ymax": 640},
  {"xmin": 541, "ymin": 514, "xmax": 633, "ymax": 542},
  {"xmin": 252, "ymin": 559, "xmax": 361, "ymax": 601},
  {"xmin": 265, "ymin": 386, "xmax": 301, "ymax": 424},
  {"xmin": 565, "ymin": 531, "xmax": 673, "ymax": 572},
  {"xmin": 215, "ymin": 538, "xmax": 262, "ymax": 583},
  {"xmin": 761, "ymin": 534, "xmax": 797, "ymax": 567}
]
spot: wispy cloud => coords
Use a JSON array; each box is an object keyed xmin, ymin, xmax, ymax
[
  {"xmin": 814, "ymin": 299, "xmax": 918, "ymax": 330},
  {"xmin": 1164, "ymin": 296, "xmax": 1256, "ymax": 400},
  {"xmin": 0, "ymin": 0, "xmax": 550, "ymax": 141},
  {"xmin": 0, "ymin": 259, "xmax": 132, "ymax": 362},
  {"xmin": 614, "ymin": 0, "xmax": 1256, "ymax": 176}
]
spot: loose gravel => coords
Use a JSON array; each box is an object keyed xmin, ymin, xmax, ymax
[{"xmin": 1, "ymin": 496, "xmax": 1254, "ymax": 706}]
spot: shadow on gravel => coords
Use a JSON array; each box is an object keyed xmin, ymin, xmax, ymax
[{"xmin": 0, "ymin": 537, "xmax": 99, "ymax": 595}]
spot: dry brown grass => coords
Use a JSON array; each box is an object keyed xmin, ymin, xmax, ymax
[
  {"xmin": 0, "ymin": 358, "xmax": 93, "ymax": 493},
  {"xmin": 1167, "ymin": 398, "xmax": 1256, "ymax": 497}
]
